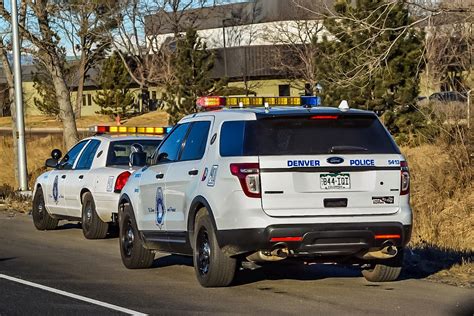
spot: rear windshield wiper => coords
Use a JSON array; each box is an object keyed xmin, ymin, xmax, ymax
[{"xmin": 329, "ymin": 146, "xmax": 368, "ymax": 154}]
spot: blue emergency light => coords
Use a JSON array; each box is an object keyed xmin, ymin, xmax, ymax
[{"xmin": 301, "ymin": 96, "xmax": 320, "ymax": 107}]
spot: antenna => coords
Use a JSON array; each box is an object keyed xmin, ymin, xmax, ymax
[{"xmin": 338, "ymin": 100, "xmax": 349, "ymax": 111}]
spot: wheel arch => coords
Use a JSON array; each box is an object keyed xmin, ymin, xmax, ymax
[
  {"xmin": 33, "ymin": 183, "xmax": 42, "ymax": 198},
  {"xmin": 32, "ymin": 183, "xmax": 53, "ymax": 217},
  {"xmin": 118, "ymin": 193, "xmax": 132, "ymax": 213},
  {"xmin": 80, "ymin": 188, "xmax": 91, "ymax": 204},
  {"xmin": 187, "ymin": 196, "xmax": 218, "ymax": 247}
]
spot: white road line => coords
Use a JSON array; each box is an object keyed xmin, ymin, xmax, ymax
[{"xmin": 0, "ymin": 274, "xmax": 148, "ymax": 316}]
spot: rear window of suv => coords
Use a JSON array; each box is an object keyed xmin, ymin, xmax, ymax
[{"xmin": 220, "ymin": 115, "xmax": 399, "ymax": 156}]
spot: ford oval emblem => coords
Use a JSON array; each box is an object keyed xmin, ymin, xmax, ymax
[{"xmin": 327, "ymin": 157, "xmax": 344, "ymax": 164}]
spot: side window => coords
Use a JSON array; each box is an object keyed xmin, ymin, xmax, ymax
[
  {"xmin": 60, "ymin": 140, "xmax": 89, "ymax": 170},
  {"xmin": 154, "ymin": 123, "xmax": 190, "ymax": 164},
  {"xmin": 75, "ymin": 140, "xmax": 101, "ymax": 170},
  {"xmin": 180, "ymin": 121, "xmax": 211, "ymax": 161},
  {"xmin": 220, "ymin": 121, "xmax": 246, "ymax": 157}
]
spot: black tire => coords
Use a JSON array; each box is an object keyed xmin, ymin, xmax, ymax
[
  {"xmin": 362, "ymin": 248, "xmax": 404, "ymax": 282},
  {"xmin": 32, "ymin": 187, "xmax": 58, "ymax": 230},
  {"xmin": 119, "ymin": 204, "xmax": 154, "ymax": 269},
  {"xmin": 81, "ymin": 192, "xmax": 108, "ymax": 239},
  {"xmin": 193, "ymin": 208, "xmax": 236, "ymax": 287}
]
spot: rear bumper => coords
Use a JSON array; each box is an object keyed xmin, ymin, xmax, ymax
[
  {"xmin": 94, "ymin": 192, "xmax": 120, "ymax": 222},
  {"xmin": 217, "ymin": 222, "xmax": 411, "ymax": 257}
]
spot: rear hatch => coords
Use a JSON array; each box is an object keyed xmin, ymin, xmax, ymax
[{"xmin": 246, "ymin": 113, "xmax": 403, "ymax": 217}]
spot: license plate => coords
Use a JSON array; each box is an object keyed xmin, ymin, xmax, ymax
[{"xmin": 320, "ymin": 173, "xmax": 351, "ymax": 189}]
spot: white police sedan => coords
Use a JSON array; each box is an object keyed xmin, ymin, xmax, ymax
[{"xmin": 32, "ymin": 126, "xmax": 169, "ymax": 239}]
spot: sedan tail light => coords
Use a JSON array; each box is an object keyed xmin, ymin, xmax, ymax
[{"xmin": 114, "ymin": 171, "xmax": 131, "ymax": 193}]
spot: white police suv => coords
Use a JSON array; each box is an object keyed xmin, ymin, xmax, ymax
[
  {"xmin": 32, "ymin": 126, "xmax": 169, "ymax": 239},
  {"xmin": 117, "ymin": 97, "xmax": 412, "ymax": 287}
]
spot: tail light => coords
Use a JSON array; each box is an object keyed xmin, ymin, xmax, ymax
[
  {"xmin": 114, "ymin": 171, "xmax": 131, "ymax": 193},
  {"xmin": 230, "ymin": 163, "xmax": 261, "ymax": 198},
  {"xmin": 400, "ymin": 161, "xmax": 410, "ymax": 195}
]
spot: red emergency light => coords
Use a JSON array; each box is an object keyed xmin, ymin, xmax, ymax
[{"xmin": 196, "ymin": 96, "xmax": 226, "ymax": 110}]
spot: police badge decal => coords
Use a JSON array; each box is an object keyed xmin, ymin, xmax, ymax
[
  {"xmin": 155, "ymin": 187, "xmax": 165, "ymax": 228},
  {"xmin": 52, "ymin": 175, "xmax": 59, "ymax": 203}
]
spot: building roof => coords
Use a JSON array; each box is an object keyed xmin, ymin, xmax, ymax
[
  {"xmin": 145, "ymin": 0, "xmax": 331, "ymax": 36},
  {"xmin": 0, "ymin": 64, "xmax": 36, "ymax": 84}
]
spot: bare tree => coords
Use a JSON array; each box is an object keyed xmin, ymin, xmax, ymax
[
  {"xmin": 291, "ymin": 0, "xmax": 473, "ymax": 91},
  {"xmin": 0, "ymin": 0, "xmax": 79, "ymax": 148},
  {"xmin": 0, "ymin": 38, "xmax": 18, "ymax": 188},
  {"xmin": 423, "ymin": 3, "xmax": 473, "ymax": 94},
  {"xmin": 56, "ymin": 1, "xmax": 119, "ymax": 118},
  {"xmin": 106, "ymin": 0, "xmax": 215, "ymax": 112},
  {"xmin": 222, "ymin": 0, "xmax": 264, "ymax": 95},
  {"xmin": 263, "ymin": 18, "xmax": 324, "ymax": 95}
]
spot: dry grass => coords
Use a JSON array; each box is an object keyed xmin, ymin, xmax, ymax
[
  {"xmin": 0, "ymin": 185, "xmax": 32, "ymax": 213},
  {"xmin": 0, "ymin": 135, "xmax": 64, "ymax": 188},
  {"xmin": 0, "ymin": 115, "xmax": 114, "ymax": 128},
  {"xmin": 403, "ymin": 144, "xmax": 473, "ymax": 251},
  {"xmin": 429, "ymin": 260, "xmax": 473, "ymax": 288},
  {"xmin": 0, "ymin": 111, "xmax": 169, "ymax": 129},
  {"xmin": 0, "ymin": 111, "xmax": 169, "ymax": 188},
  {"xmin": 401, "ymin": 130, "xmax": 473, "ymax": 287},
  {"xmin": 121, "ymin": 111, "xmax": 169, "ymax": 126}
]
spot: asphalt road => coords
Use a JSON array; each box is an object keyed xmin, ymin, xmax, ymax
[{"xmin": 0, "ymin": 211, "xmax": 472, "ymax": 316}]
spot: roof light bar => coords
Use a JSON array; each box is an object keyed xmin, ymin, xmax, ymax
[
  {"xmin": 196, "ymin": 96, "xmax": 226, "ymax": 109},
  {"xmin": 196, "ymin": 96, "xmax": 320, "ymax": 110},
  {"xmin": 89, "ymin": 125, "xmax": 172, "ymax": 135}
]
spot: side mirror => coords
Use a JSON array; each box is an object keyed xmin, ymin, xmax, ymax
[
  {"xmin": 51, "ymin": 149, "xmax": 62, "ymax": 160},
  {"xmin": 45, "ymin": 158, "xmax": 58, "ymax": 168},
  {"xmin": 130, "ymin": 152, "xmax": 147, "ymax": 167}
]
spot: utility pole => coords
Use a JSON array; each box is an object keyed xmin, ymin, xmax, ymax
[{"xmin": 11, "ymin": 0, "xmax": 28, "ymax": 191}]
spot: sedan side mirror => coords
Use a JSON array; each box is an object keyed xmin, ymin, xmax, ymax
[
  {"xmin": 51, "ymin": 149, "xmax": 62, "ymax": 160},
  {"xmin": 45, "ymin": 158, "xmax": 58, "ymax": 168},
  {"xmin": 130, "ymin": 152, "xmax": 147, "ymax": 167}
]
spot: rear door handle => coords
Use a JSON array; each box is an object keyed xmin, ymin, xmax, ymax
[
  {"xmin": 61, "ymin": 175, "xmax": 66, "ymax": 179},
  {"xmin": 78, "ymin": 175, "xmax": 84, "ymax": 179},
  {"xmin": 156, "ymin": 173, "xmax": 164, "ymax": 179},
  {"xmin": 188, "ymin": 169, "xmax": 198, "ymax": 176}
]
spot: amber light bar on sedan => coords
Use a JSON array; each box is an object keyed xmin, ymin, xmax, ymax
[{"xmin": 89, "ymin": 125, "xmax": 173, "ymax": 135}]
